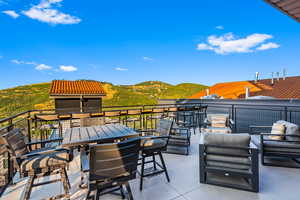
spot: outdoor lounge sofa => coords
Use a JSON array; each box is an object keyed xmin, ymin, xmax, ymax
[
  {"xmin": 250, "ymin": 120, "xmax": 300, "ymax": 167},
  {"xmin": 199, "ymin": 133, "xmax": 259, "ymax": 192}
]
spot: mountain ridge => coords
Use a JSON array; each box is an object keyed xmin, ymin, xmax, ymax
[{"xmin": 0, "ymin": 81, "xmax": 207, "ymax": 119}]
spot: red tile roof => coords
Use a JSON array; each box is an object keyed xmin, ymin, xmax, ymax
[
  {"xmin": 264, "ymin": 0, "xmax": 300, "ymax": 23},
  {"xmin": 49, "ymin": 80, "xmax": 106, "ymax": 96},
  {"xmin": 190, "ymin": 76, "xmax": 300, "ymax": 99}
]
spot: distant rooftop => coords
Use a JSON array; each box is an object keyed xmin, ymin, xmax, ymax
[
  {"xmin": 49, "ymin": 80, "xmax": 106, "ymax": 96},
  {"xmin": 264, "ymin": 0, "xmax": 300, "ymax": 23},
  {"xmin": 190, "ymin": 76, "xmax": 300, "ymax": 99}
]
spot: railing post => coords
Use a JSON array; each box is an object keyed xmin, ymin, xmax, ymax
[
  {"xmin": 284, "ymin": 106, "xmax": 288, "ymax": 122},
  {"xmin": 27, "ymin": 112, "xmax": 31, "ymax": 144}
]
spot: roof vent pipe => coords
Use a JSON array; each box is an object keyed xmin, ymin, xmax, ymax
[
  {"xmin": 255, "ymin": 72, "xmax": 259, "ymax": 83},
  {"xmin": 245, "ymin": 87, "xmax": 250, "ymax": 99},
  {"xmin": 283, "ymin": 69, "xmax": 286, "ymax": 80},
  {"xmin": 206, "ymin": 88, "xmax": 210, "ymax": 96},
  {"xmin": 276, "ymin": 72, "xmax": 280, "ymax": 81},
  {"xmin": 271, "ymin": 72, "xmax": 274, "ymax": 85}
]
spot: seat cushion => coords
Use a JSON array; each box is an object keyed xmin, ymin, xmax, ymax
[
  {"xmin": 201, "ymin": 127, "xmax": 232, "ymax": 134},
  {"xmin": 21, "ymin": 151, "xmax": 69, "ymax": 172},
  {"xmin": 203, "ymin": 133, "xmax": 250, "ymax": 155},
  {"xmin": 276, "ymin": 120, "xmax": 300, "ymax": 142},
  {"xmin": 142, "ymin": 138, "xmax": 167, "ymax": 150},
  {"xmin": 206, "ymin": 155, "xmax": 251, "ymax": 170},
  {"xmin": 211, "ymin": 115, "xmax": 227, "ymax": 128},
  {"xmin": 263, "ymin": 141, "xmax": 300, "ymax": 153},
  {"xmin": 269, "ymin": 123, "xmax": 285, "ymax": 140}
]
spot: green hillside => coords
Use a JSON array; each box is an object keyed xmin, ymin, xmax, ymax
[{"xmin": 0, "ymin": 81, "xmax": 207, "ymax": 119}]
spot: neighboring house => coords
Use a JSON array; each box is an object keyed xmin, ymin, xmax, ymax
[
  {"xmin": 190, "ymin": 76, "xmax": 300, "ymax": 99},
  {"xmin": 264, "ymin": 0, "xmax": 300, "ymax": 23},
  {"xmin": 49, "ymin": 80, "xmax": 106, "ymax": 114}
]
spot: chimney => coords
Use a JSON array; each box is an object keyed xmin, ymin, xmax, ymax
[
  {"xmin": 276, "ymin": 72, "xmax": 280, "ymax": 81},
  {"xmin": 271, "ymin": 72, "xmax": 274, "ymax": 85},
  {"xmin": 206, "ymin": 88, "xmax": 210, "ymax": 96},
  {"xmin": 283, "ymin": 69, "xmax": 287, "ymax": 80},
  {"xmin": 245, "ymin": 87, "xmax": 250, "ymax": 99},
  {"xmin": 255, "ymin": 72, "xmax": 259, "ymax": 83}
]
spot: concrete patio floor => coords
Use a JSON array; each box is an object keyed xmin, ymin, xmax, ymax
[{"xmin": 2, "ymin": 129, "xmax": 300, "ymax": 200}]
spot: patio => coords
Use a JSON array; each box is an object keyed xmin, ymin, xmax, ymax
[{"xmin": 2, "ymin": 127, "xmax": 300, "ymax": 200}]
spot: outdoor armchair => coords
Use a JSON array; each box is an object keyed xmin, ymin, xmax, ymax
[
  {"xmin": 250, "ymin": 120, "xmax": 300, "ymax": 167},
  {"xmin": 199, "ymin": 133, "xmax": 259, "ymax": 192},
  {"xmin": 201, "ymin": 114, "xmax": 234, "ymax": 134},
  {"xmin": 0, "ymin": 128, "xmax": 72, "ymax": 200}
]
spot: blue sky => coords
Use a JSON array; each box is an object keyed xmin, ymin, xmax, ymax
[{"xmin": 0, "ymin": 0, "xmax": 300, "ymax": 89}]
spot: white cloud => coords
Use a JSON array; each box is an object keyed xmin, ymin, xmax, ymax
[
  {"xmin": 11, "ymin": 59, "xmax": 24, "ymax": 64},
  {"xmin": 215, "ymin": 25, "xmax": 224, "ymax": 30},
  {"xmin": 60, "ymin": 65, "xmax": 77, "ymax": 72},
  {"xmin": 256, "ymin": 42, "xmax": 280, "ymax": 51},
  {"xmin": 22, "ymin": 0, "xmax": 81, "ymax": 25},
  {"xmin": 142, "ymin": 56, "xmax": 154, "ymax": 61},
  {"xmin": 2, "ymin": 10, "xmax": 19, "ymax": 18},
  {"xmin": 35, "ymin": 64, "xmax": 52, "ymax": 70},
  {"xmin": 197, "ymin": 32, "xmax": 279, "ymax": 54},
  {"xmin": 11, "ymin": 59, "xmax": 36, "ymax": 65},
  {"xmin": 115, "ymin": 67, "xmax": 128, "ymax": 71}
]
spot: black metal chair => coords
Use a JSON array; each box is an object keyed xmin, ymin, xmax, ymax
[
  {"xmin": 86, "ymin": 138, "xmax": 141, "ymax": 200},
  {"xmin": 0, "ymin": 128, "xmax": 72, "ymax": 200},
  {"xmin": 250, "ymin": 120, "xmax": 300, "ymax": 168},
  {"xmin": 139, "ymin": 119, "xmax": 173, "ymax": 191},
  {"xmin": 167, "ymin": 123, "xmax": 191, "ymax": 155},
  {"xmin": 176, "ymin": 111, "xmax": 197, "ymax": 135},
  {"xmin": 199, "ymin": 133, "xmax": 259, "ymax": 192}
]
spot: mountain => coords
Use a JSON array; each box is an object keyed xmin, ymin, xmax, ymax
[{"xmin": 0, "ymin": 81, "xmax": 207, "ymax": 119}]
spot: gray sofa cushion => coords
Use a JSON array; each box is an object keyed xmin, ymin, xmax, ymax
[
  {"xmin": 203, "ymin": 133, "xmax": 250, "ymax": 155},
  {"xmin": 206, "ymin": 154, "xmax": 251, "ymax": 171},
  {"xmin": 201, "ymin": 127, "xmax": 232, "ymax": 134},
  {"xmin": 264, "ymin": 140, "xmax": 300, "ymax": 153},
  {"xmin": 276, "ymin": 120, "xmax": 300, "ymax": 142}
]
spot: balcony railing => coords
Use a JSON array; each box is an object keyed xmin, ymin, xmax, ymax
[{"xmin": 1, "ymin": 99, "xmax": 300, "ymax": 193}]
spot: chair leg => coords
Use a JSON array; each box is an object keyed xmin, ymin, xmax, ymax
[
  {"xmin": 158, "ymin": 152, "xmax": 170, "ymax": 182},
  {"xmin": 60, "ymin": 168, "xmax": 70, "ymax": 195},
  {"xmin": 140, "ymin": 156, "xmax": 145, "ymax": 191},
  {"xmin": 125, "ymin": 182, "xmax": 134, "ymax": 200},
  {"xmin": 120, "ymin": 185, "xmax": 125, "ymax": 199},
  {"xmin": 23, "ymin": 175, "xmax": 35, "ymax": 200},
  {"xmin": 152, "ymin": 155, "xmax": 157, "ymax": 170},
  {"xmin": 86, "ymin": 188, "xmax": 91, "ymax": 200},
  {"xmin": 94, "ymin": 189, "xmax": 101, "ymax": 200}
]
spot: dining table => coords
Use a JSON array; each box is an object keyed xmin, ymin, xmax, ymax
[
  {"xmin": 61, "ymin": 123, "xmax": 140, "ymax": 148},
  {"xmin": 61, "ymin": 123, "xmax": 140, "ymax": 188}
]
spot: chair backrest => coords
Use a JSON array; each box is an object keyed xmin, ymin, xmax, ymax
[
  {"xmin": 80, "ymin": 117, "xmax": 104, "ymax": 127},
  {"xmin": 207, "ymin": 114, "xmax": 229, "ymax": 128},
  {"xmin": 127, "ymin": 109, "xmax": 141, "ymax": 115},
  {"xmin": 72, "ymin": 113, "xmax": 91, "ymax": 119},
  {"xmin": 155, "ymin": 119, "xmax": 173, "ymax": 137},
  {"xmin": 89, "ymin": 138, "xmax": 140, "ymax": 181},
  {"xmin": 1, "ymin": 129, "xmax": 28, "ymax": 158},
  {"xmin": 105, "ymin": 111, "xmax": 121, "ymax": 117}
]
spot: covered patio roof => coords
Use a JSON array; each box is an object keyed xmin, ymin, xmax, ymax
[{"xmin": 265, "ymin": 0, "xmax": 300, "ymax": 22}]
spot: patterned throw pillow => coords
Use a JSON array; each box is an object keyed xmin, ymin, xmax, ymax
[
  {"xmin": 211, "ymin": 115, "xmax": 227, "ymax": 128},
  {"xmin": 269, "ymin": 123, "xmax": 285, "ymax": 140}
]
